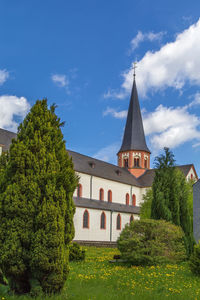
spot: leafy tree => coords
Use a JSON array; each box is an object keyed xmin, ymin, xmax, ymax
[
  {"xmin": 151, "ymin": 147, "xmax": 194, "ymax": 255},
  {"xmin": 117, "ymin": 219, "xmax": 187, "ymax": 266},
  {"xmin": 0, "ymin": 99, "xmax": 78, "ymax": 294},
  {"xmin": 140, "ymin": 188, "xmax": 152, "ymax": 219}
]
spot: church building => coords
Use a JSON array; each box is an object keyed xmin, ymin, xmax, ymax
[
  {"xmin": 70, "ymin": 76, "xmax": 197, "ymax": 243},
  {"xmin": 0, "ymin": 76, "xmax": 197, "ymax": 244}
]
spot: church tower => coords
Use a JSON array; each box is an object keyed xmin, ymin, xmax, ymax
[{"xmin": 117, "ymin": 69, "xmax": 151, "ymax": 178}]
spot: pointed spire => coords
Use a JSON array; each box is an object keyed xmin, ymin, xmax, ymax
[{"xmin": 119, "ymin": 75, "xmax": 150, "ymax": 153}]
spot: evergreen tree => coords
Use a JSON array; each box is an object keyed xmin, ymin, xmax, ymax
[
  {"xmin": 140, "ymin": 188, "xmax": 153, "ymax": 219},
  {"xmin": 151, "ymin": 147, "xmax": 194, "ymax": 255},
  {"xmin": 0, "ymin": 99, "xmax": 78, "ymax": 294},
  {"xmin": 151, "ymin": 147, "xmax": 177, "ymax": 223},
  {"xmin": 176, "ymin": 169, "xmax": 194, "ymax": 255}
]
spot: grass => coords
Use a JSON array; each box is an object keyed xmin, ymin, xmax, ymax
[{"xmin": 1, "ymin": 246, "xmax": 200, "ymax": 300}]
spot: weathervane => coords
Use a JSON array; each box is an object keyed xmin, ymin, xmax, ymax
[{"xmin": 133, "ymin": 62, "xmax": 137, "ymax": 78}]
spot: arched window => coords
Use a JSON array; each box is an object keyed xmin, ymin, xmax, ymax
[
  {"xmin": 100, "ymin": 212, "xmax": 106, "ymax": 229},
  {"xmin": 130, "ymin": 215, "xmax": 134, "ymax": 223},
  {"xmin": 134, "ymin": 157, "xmax": 140, "ymax": 167},
  {"xmin": 191, "ymin": 173, "xmax": 193, "ymax": 180},
  {"xmin": 99, "ymin": 188, "xmax": 104, "ymax": 201},
  {"xmin": 144, "ymin": 158, "xmax": 148, "ymax": 168},
  {"xmin": 132, "ymin": 194, "xmax": 136, "ymax": 206},
  {"xmin": 126, "ymin": 193, "xmax": 129, "ymax": 205},
  {"xmin": 83, "ymin": 210, "xmax": 89, "ymax": 228},
  {"xmin": 124, "ymin": 158, "xmax": 128, "ymax": 168},
  {"xmin": 108, "ymin": 190, "xmax": 112, "ymax": 202},
  {"xmin": 116, "ymin": 214, "xmax": 121, "ymax": 230},
  {"xmin": 77, "ymin": 184, "xmax": 82, "ymax": 198}
]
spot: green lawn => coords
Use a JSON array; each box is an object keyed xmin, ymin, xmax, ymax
[{"xmin": 1, "ymin": 246, "xmax": 200, "ymax": 300}]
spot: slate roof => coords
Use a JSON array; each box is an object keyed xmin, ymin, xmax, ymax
[
  {"xmin": 137, "ymin": 164, "xmax": 196, "ymax": 187},
  {"xmin": 0, "ymin": 128, "xmax": 17, "ymax": 151},
  {"xmin": 68, "ymin": 149, "xmax": 142, "ymax": 187},
  {"xmin": 74, "ymin": 196, "xmax": 140, "ymax": 214},
  {"xmin": 119, "ymin": 79, "xmax": 150, "ymax": 153},
  {"xmin": 68, "ymin": 149, "xmax": 196, "ymax": 188}
]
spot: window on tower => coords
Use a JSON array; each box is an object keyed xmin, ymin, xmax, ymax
[
  {"xmin": 124, "ymin": 158, "xmax": 128, "ymax": 168},
  {"xmin": 134, "ymin": 157, "xmax": 140, "ymax": 167},
  {"xmin": 144, "ymin": 158, "xmax": 148, "ymax": 168}
]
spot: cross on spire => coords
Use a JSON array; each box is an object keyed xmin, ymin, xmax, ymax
[{"xmin": 133, "ymin": 62, "xmax": 137, "ymax": 79}]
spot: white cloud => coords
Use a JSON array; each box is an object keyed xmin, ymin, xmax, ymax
[
  {"xmin": 103, "ymin": 107, "xmax": 127, "ymax": 119},
  {"xmin": 110, "ymin": 19, "xmax": 200, "ymax": 98},
  {"xmin": 0, "ymin": 69, "xmax": 9, "ymax": 85},
  {"xmin": 103, "ymin": 88, "xmax": 127, "ymax": 100},
  {"xmin": 192, "ymin": 142, "xmax": 200, "ymax": 148},
  {"xmin": 130, "ymin": 30, "xmax": 165, "ymax": 51},
  {"xmin": 51, "ymin": 74, "xmax": 69, "ymax": 87},
  {"xmin": 187, "ymin": 92, "xmax": 200, "ymax": 108},
  {"xmin": 93, "ymin": 143, "xmax": 120, "ymax": 163},
  {"xmin": 103, "ymin": 103, "xmax": 200, "ymax": 151},
  {"xmin": 0, "ymin": 95, "xmax": 30, "ymax": 132},
  {"xmin": 143, "ymin": 105, "xmax": 200, "ymax": 150}
]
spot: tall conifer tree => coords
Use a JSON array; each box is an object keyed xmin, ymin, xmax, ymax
[
  {"xmin": 0, "ymin": 100, "xmax": 78, "ymax": 294},
  {"xmin": 151, "ymin": 147, "xmax": 193, "ymax": 255}
]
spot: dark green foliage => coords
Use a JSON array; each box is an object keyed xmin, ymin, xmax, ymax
[
  {"xmin": 0, "ymin": 269, "xmax": 7, "ymax": 286},
  {"xmin": 117, "ymin": 219, "xmax": 187, "ymax": 266},
  {"xmin": 69, "ymin": 242, "xmax": 85, "ymax": 261},
  {"xmin": 190, "ymin": 242, "xmax": 200, "ymax": 275},
  {"xmin": 0, "ymin": 99, "xmax": 78, "ymax": 294},
  {"xmin": 151, "ymin": 148, "xmax": 177, "ymax": 223},
  {"xmin": 186, "ymin": 178, "xmax": 194, "ymax": 232},
  {"xmin": 140, "ymin": 188, "xmax": 152, "ymax": 219},
  {"xmin": 176, "ymin": 169, "xmax": 195, "ymax": 255},
  {"xmin": 151, "ymin": 147, "xmax": 194, "ymax": 255}
]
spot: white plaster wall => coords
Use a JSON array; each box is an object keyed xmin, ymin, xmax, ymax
[
  {"xmin": 73, "ymin": 172, "xmax": 91, "ymax": 198},
  {"xmin": 91, "ymin": 175, "xmax": 143, "ymax": 206},
  {"xmin": 74, "ymin": 207, "xmax": 111, "ymax": 241},
  {"xmin": 74, "ymin": 207, "xmax": 140, "ymax": 242}
]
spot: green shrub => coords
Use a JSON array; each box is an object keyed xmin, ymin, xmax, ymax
[
  {"xmin": 117, "ymin": 219, "xmax": 187, "ymax": 266},
  {"xmin": 190, "ymin": 242, "xmax": 200, "ymax": 275},
  {"xmin": 69, "ymin": 242, "xmax": 85, "ymax": 261}
]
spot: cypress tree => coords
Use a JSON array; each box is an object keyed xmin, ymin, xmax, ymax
[
  {"xmin": 0, "ymin": 99, "xmax": 78, "ymax": 294},
  {"xmin": 151, "ymin": 147, "xmax": 194, "ymax": 255},
  {"xmin": 151, "ymin": 147, "xmax": 177, "ymax": 223}
]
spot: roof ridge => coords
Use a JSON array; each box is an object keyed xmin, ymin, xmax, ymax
[
  {"xmin": 67, "ymin": 149, "xmax": 128, "ymax": 170},
  {"xmin": 0, "ymin": 127, "xmax": 17, "ymax": 134}
]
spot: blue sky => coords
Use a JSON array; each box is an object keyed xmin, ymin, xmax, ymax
[{"xmin": 1, "ymin": 0, "xmax": 200, "ymax": 174}]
